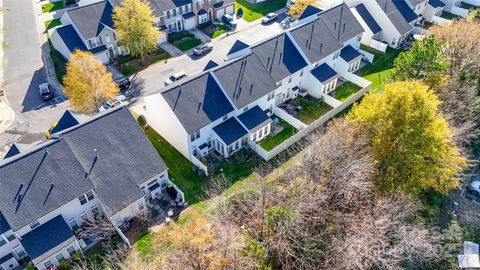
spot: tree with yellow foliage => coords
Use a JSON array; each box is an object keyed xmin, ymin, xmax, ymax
[
  {"xmin": 347, "ymin": 81, "xmax": 466, "ymax": 195},
  {"xmin": 288, "ymin": 0, "xmax": 316, "ymax": 19},
  {"xmin": 63, "ymin": 51, "xmax": 118, "ymax": 114},
  {"xmin": 113, "ymin": 0, "xmax": 160, "ymax": 61}
]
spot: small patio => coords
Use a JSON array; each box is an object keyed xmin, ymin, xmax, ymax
[{"xmin": 145, "ymin": 188, "xmax": 187, "ymax": 226}]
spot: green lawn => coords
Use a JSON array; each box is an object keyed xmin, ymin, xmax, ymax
[
  {"xmin": 41, "ymin": 1, "xmax": 64, "ymax": 12},
  {"xmin": 217, "ymin": 158, "xmax": 261, "ymax": 183},
  {"xmin": 116, "ymin": 48, "xmax": 170, "ymax": 76},
  {"xmin": 48, "ymin": 40, "xmax": 67, "ymax": 84},
  {"xmin": 358, "ymin": 46, "xmax": 403, "ymax": 92},
  {"xmin": 235, "ymin": 0, "xmax": 287, "ymax": 22},
  {"xmin": 145, "ymin": 128, "xmax": 207, "ymax": 204},
  {"xmin": 44, "ymin": 18, "xmax": 61, "ymax": 31},
  {"xmin": 176, "ymin": 38, "xmax": 202, "ymax": 51},
  {"xmin": 334, "ymin": 81, "xmax": 362, "ymax": 102},
  {"xmin": 168, "ymin": 31, "xmax": 202, "ymax": 52},
  {"xmin": 260, "ymin": 116, "xmax": 296, "ymax": 151},
  {"xmin": 210, "ymin": 23, "xmax": 229, "ymax": 39},
  {"xmin": 134, "ymin": 231, "xmax": 154, "ymax": 260},
  {"xmin": 440, "ymin": 11, "xmax": 459, "ymax": 20},
  {"xmin": 295, "ymin": 97, "xmax": 333, "ymax": 124}
]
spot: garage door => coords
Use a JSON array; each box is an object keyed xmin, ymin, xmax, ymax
[
  {"xmin": 226, "ymin": 5, "xmax": 234, "ymax": 15},
  {"xmin": 158, "ymin": 33, "xmax": 167, "ymax": 44},
  {"xmin": 217, "ymin": 8, "xmax": 224, "ymax": 19}
]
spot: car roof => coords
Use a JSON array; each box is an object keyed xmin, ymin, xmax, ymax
[{"xmin": 174, "ymin": 71, "xmax": 186, "ymax": 76}]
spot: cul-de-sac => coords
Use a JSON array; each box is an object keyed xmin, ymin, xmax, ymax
[{"xmin": 1, "ymin": 0, "xmax": 480, "ymax": 269}]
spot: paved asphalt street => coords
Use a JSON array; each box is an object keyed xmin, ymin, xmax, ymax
[{"xmin": 0, "ymin": 7, "xmax": 287, "ymax": 156}]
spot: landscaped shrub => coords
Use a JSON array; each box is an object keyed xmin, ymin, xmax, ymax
[
  {"xmin": 168, "ymin": 31, "xmax": 194, "ymax": 43},
  {"xmin": 58, "ymin": 260, "xmax": 72, "ymax": 270},
  {"xmin": 137, "ymin": 115, "xmax": 147, "ymax": 128},
  {"xmin": 237, "ymin": 7, "xmax": 244, "ymax": 17}
]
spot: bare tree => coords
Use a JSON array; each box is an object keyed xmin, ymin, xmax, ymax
[{"xmin": 78, "ymin": 215, "xmax": 117, "ymax": 241}]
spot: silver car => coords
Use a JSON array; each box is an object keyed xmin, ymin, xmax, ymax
[{"xmin": 468, "ymin": 180, "xmax": 480, "ymax": 196}]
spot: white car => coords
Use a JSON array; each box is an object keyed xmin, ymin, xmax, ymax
[
  {"xmin": 262, "ymin": 13, "xmax": 278, "ymax": 24},
  {"xmin": 469, "ymin": 181, "xmax": 480, "ymax": 196},
  {"xmin": 99, "ymin": 95, "xmax": 128, "ymax": 112},
  {"xmin": 164, "ymin": 71, "xmax": 187, "ymax": 86}
]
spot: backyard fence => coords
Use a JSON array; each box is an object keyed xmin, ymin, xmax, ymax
[
  {"xmin": 273, "ymin": 106, "xmax": 307, "ymax": 129},
  {"xmin": 367, "ymin": 39, "xmax": 388, "ymax": 53},
  {"xmin": 451, "ymin": 6, "xmax": 469, "ymax": 18},
  {"xmin": 432, "ymin": 16, "xmax": 453, "ymax": 26},
  {"xmin": 251, "ymin": 78, "xmax": 371, "ymax": 161},
  {"xmin": 191, "ymin": 155, "xmax": 209, "ymax": 176},
  {"xmin": 359, "ymin": 49, "xmax": 375, "ymax": 63}
]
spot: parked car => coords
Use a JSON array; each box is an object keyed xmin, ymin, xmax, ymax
[
  {"xmin": 193, "ymin": 44, "xmax": 213, "ymax": 56},
  {"xmin": 468, "ymin": 181, "xmax": 480, "ymax": 196},
  {"xmin": 222, "ymin": 14, "xmax": 237, "ymax": 29},
  {"xmin": 107, "ymin": 65, "xmax": 131, "ymax": 91},
  {"xmin": 262, "ymin": 13, "xmax": 278, "ymax": 24},
  {"xmin": 39, "ymin": 83, "xmax": 54, "ymax": 101},
  {"xmin": 99, "ymin": 94, "xmax": 128, "ymax": 112},
  {"xmin": 164, "ymin": 71, "xmax": 187, "ymax": 86}
]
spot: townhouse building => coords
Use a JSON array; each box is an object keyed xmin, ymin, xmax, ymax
[
  {"xmin": 49, "ymin": 0, "xmax": 126, "ymax": 63},
  {"xmin": 144, "ymin": 3, "xmax": 365, "ymax": 163},
  {"xmin": 0, "ymin": 107, "xmax": 183, "ymax": 270}
]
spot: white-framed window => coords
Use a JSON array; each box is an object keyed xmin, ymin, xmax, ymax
[
  {"xmin": 0, "ymin": 236, "xmax": 6, "ymax": 247},
  {"xmin": 44, "ymin": 260, "xmax": 53, "ymax": 268},
  {"xmin": 80, "ymin": 212, "xmax": 88, "ymax": 221},
  {"xmin": 333, "ymin": 50, "xmax": 340, "ymax": 60},
  {"xmin": 29, "ymin": 220, "xmax": 40, "ymax": 229},
  {"xmin": 267, "ymin": 92, "xmax": 274, "ymax": 101},
  {"xmin": 14, "ymin": 246, "xmax": 26, "ymax": 258},
  {"xmin": 68, "ymin": 218, "xmax": 79, "ymax": 230},
  {"xmin": 190, "ymin": 130, "xmax": 201, "ymax": 141},
  {"xmin": 86, "ymin": 191, "xmax": 94, "ymax": 201},
  {"xmin": 288, "ymin": 76, "xmax": 292, "ymax": 83},
  {"xmin": 357, "ymin": 34, "xmax": 362, "ymax": 41},
  {"xmin": 67, "ymin": 246, "xmax": 76, "ymax": 256},
  {"xmin": 79, "ymin": 194, "xmax": 87, "ymax": 205},
  {"xmin": 4, "ymin": 231, "xmax": 15, "ymax": 241},
  {"xmin": 91, "ymin": 205, "xmax": 100, "ymax": 216},
  {"xmin": 193, "ymin": 147, "xmax": 198, "ymax": 157},
  {"xmin": 56, "ymin": 253, "xmax": 65, "ymax": 262}
]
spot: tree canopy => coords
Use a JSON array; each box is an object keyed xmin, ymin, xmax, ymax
[
  {"xmin": 347, "ymin": 81, "xmax": 466, "ymax": 195},
  {"xmin": 288, "ymin": 0, "xmax": 316, "ymax": 19},
  {"xmin": 63, "ymin": 51, "xmax": 118, "ymax": 114},
  {"xmin": 392, "ymin": 35, "xmax": 448, "ymax": 86},
  {"xmin": 113, "ymin": 0, "xmax": 160, "ymax": 59}
]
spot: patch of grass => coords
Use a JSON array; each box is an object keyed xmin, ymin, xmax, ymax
[
  {"xmin": 334, "ymin": 81, "xmax": 362, "ymax": 102},
  {"xmin": 217, "ymin": 157, "xmax": 261, "ymax": 182},
  {"xmin": 210, "ymin": 23, "xmax": 229, "ymax": 39},
  {"xmin": 48, "ymin": 40, "xmax": 67, "ymax": 84},
  {"xmin": 358, "ymin": 47, "xmax": 403, "ymax": 92},
  {"xmin": 145, "ymin": 128, "xmax": 207, "ymax": 204},
  {"xmin": 260, "ymin": 116, "xmax": 296, "ymax": 151},
  {"xmin": 176, "ymin": 38, "xmax": 202, "ymax": 51},
  {"xmin": 44, "ymin": 18, "xmax": 61, "ymax": 31},
  {"xmin": 295, "ymin": 97, "xmax": 333, "ymax": 124},
  {"xmin": 440, "ymin": 11, "xmax": 459, "ymax": 20},
  {"xmin": 116, "ymin": 48, "xmax": 170, "ymax": 76},
  {"xmin": 134, "ymin": 231, "xmax": 154, "ymax": 259},
  {"xmin": 168, "ymin": 31, "xmax": 202, "ymax": 51},
  {"xmin": 460, "ymin": 2, "xmax": 477, "ymax": 10},
  {"xmin": 235, "ymin": 0, "xmax": 287, "ymax": 22},
  {"xmin": 41, "ymin": 1, "xmax": 64, "ymax": 12}
]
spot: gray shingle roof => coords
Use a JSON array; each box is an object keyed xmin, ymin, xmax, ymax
[
  {"xmin": 214, "ymin": 53, "xmax": 278, "ymax": 109},
  {"xmin": 409, "ymin": 0, "xmax": 426, "ymax": 6},
  {"xmin": 318, "ymin": 3, "xmax": 364, "ymax": 45},
  {"xmin": 20, "ymin": 215, "xmax": 74, "ymax": 260},
  {"xmin": 289, "ymin": 18, "xmax": 342, "ymax": 64},
  {"xmin": 161, "ymin": 73, "xmax": 234, "ymax": 134},
  {"xmin": 0, "ymin": 139, "xmax": 96, "ymax": 231},
  {"xmin": 110, "ymin": 0, "xmax": 193, "ymax": 17},
  {"xmin": 58, "ymin": 107, "xmax": 167, "ymax": 214},
  {"xmin": 355, "ymin": 4, "xmax": 382, "ymax": 34},
  {"xmin": 377, "ymin": 0, "xmax": 416, "ymax": 35},
  {"xmin": 213, "ymin": 117, "xmax": 248, "ymax": 145},
  {"xmin": 237, "ymin": 105, "xmax": 272, "ymax": 131},
  {"xmin": 0, "ymin": 107, "xmax": 167, "ymax": 230},
  {"xmin": 66, "ymin": 0, "xmax": 114, "ymax": 40},
  {"xmin": 252, "ymin": 33, "xmax": 308, "ymax": 82}
]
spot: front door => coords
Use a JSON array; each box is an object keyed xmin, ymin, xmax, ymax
[
  {"xmin": 108, "ymin": 47, "xmax": 115, "ymax": 59},
  {"xmin": 177, "ymin": 20, "xmax": 183, "ymax": 31}
]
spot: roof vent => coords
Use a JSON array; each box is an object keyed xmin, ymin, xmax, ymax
[
  {"xmin": 18, "ymin": 193, "xmax": 22, "ymax": 203},
  {"xmin": 94, "ymin": 148, "xmax": 98, "ymax": 158},
  {"xmin": 334, "ymin": 22, "xmax": 337, "ymax": 30},
  {"xmin": 343, "ymin": 23, "xmax": 346, "ymax": 33},
  {"xmin": 43, "ymin": 146, "xmax": 48, "ymax": 155},
  {"xmin": 320, "ymin": 43, "xmax": 323, "ymax": 54}
]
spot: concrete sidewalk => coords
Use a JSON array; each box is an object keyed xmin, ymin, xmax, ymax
[{"xmin": 0, "ymin": 97, "xmax": 15, "ymax": 133}]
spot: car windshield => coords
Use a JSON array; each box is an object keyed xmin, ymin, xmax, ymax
[
  {"xmin": 226, "ymin": 16, "xmax": 233, "ymax": 22},
  {"xmin": 169, "ymin": 75, "xmax": 176, "ymax": 81},
  {"xmin": 40, "ymin": 85, "xmax": 49, "ymax": 93},
  {"xmin": 267, "ymin": 14, "xmax": 274, "ymax": 18}
]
